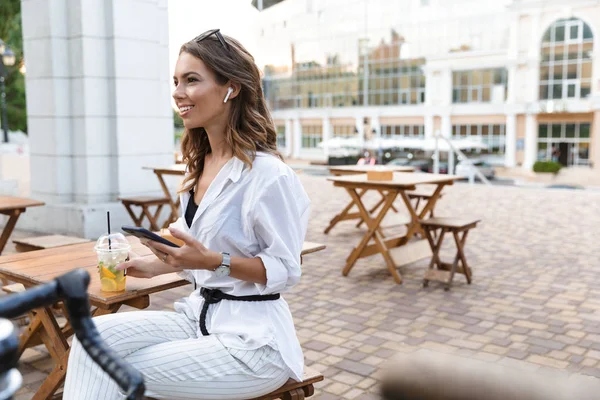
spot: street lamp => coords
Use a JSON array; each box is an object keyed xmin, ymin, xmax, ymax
[{"xmin": 0, "ymin": 39, "xmax": 16, "ymax": 143}]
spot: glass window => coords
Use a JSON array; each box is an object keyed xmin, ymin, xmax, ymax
[
  {"xmin": 580, "ymin": 123, "xmax": 590, "ymax": 138},
  {"xmin": 555, "ymin": 25, "xmax": 565, "ymax": 42},
  {"xmin": 539, "ymin": 18, "xmax": 593, "ymax": 100},
  {"xmin": 539, "ymin": 84, "xmax": 549, "ymax": 100},
  {"xmin": 537, "ymin": 122, "xmax": 591, "ymax": 167},
  {"xmin": 452, "ymin": 124, "xmax": 505, "ymax": 156},
  {"xmin": 452, "ymin": 68, "xmax": 507, "ymax": 103},
  {"xmin": 301, "ymin": 125, "xmax": 322, "ymax": 148},
  {"xmin": 565, "ymin": 123, "xmax": 576, "ymax": 138},
  {"xmin": 570, "ymin": 25, "xmax": 579, "ymax": 41},
  {"xmin": 578, "ymin": 142, "xmax": 590, "ymax": 163},
  {"xmin": 551, "ymin": 124, "xmax": 562, "ymax": 138},
  {"xmin": 276, "ymin": 125, "xmax": 286, "ymax": 148},
  {"xmin": 552, "ymin": 84, "xmax": 562, "ymax": 99},
  {"xmin": 537, "ymin": 142, "xmax": 548, "ymax": 160},
  {"xmin": 452, "ymin": 68, "xmax": 507, "ymax": 104},
  {"xmin": 584, "ymin": 24, "xmax": 593, "ymax": 39}
]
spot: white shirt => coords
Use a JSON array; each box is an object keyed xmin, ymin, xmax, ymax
[{"xmin": 171, "ymin": 152, "xmax": 311, "ymax": 382}]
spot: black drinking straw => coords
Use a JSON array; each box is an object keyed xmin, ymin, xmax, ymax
[{"xmin": 107, "ymin": 211, "xmax": 112, "ymax": 250}]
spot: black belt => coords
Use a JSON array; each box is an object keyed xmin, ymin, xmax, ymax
[{"xmin": 199, "ymin": 288, "xmax": 280, "ymax": 336}]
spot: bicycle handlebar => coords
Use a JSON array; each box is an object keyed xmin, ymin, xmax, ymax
[{"xmin": 0, "ymin": 269, "xmax": 145, "ymax": 400}]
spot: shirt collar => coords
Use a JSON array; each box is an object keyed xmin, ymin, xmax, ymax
[{"xmin": 229, "ymin": 156, "xmax": 245, "ymax": 183}]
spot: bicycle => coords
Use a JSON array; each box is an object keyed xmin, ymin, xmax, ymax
[{"xmin": 0, "ymin": 269, "xmax": 145, "ymax": 400}]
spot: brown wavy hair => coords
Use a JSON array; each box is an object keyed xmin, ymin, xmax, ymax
[{"xmin": 177, "ymin": 33, "xmax": 282, "ymax": 194}]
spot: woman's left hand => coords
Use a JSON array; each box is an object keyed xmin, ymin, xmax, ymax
[{"xmin": 143, "ymin": 228, "xmax": 222, "ymax": 270}]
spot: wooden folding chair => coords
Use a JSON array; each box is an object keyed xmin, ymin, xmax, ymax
[
  {"xmin": 119, "ymin": 196, "xmax": 169, "ymax": 231},
  {"xmin": 421, "ymin": 217, "xmax": 480, "ymax": 291}
]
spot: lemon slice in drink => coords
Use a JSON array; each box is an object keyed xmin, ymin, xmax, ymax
[
  {"xmin": 100, "ymin": 278, "xmax": 117, "ymax": 292},
  {"xmin": 115, "ymin": 276, "xmax": 126, "ymax": 291},
  {"xmin": 100, "ymin": 266, "xmax": 116, "ymax": 279}
]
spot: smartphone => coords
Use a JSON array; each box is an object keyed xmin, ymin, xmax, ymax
[{"xmin": 121, "ymin": 226, "xmax": 180, "ymax": 248}]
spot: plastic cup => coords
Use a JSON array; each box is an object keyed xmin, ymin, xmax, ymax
[{"xmin": 94, "ymin": 233, "xmax": 130, "ymax": 292}]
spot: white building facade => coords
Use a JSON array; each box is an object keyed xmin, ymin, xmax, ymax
[{"xmin": 255, "ymin": 0, "xmax": 600, "ymax": 171}]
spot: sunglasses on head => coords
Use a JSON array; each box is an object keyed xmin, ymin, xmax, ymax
[{"xmin": 193, "ymin": 29, "xmax": 230, "ymax": 51}]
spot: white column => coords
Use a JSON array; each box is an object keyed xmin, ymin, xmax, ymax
[
  {"xmin": 506, "ymin": 10, "xmax": 519, "ymax": 104},
  {"xmin": 527, "ymin": 12, "xmax": 541, "ymax": 103},
  {"xmin": 284, "ymin": 119, "xmax": 293, "ymax": 158},
  {"xmin": 523, "ymin": 114, "xmax": 538, "ymax": 170},
  {"xmin": 506, "ymin": 63, "xmax": 518, "ymax": 104},
  {"xmin": 292, "ymin": 118, "xmax": 302, "ymax": 159},
  {"xmin": 440, "ymin": 68, "xmax": 453, "ymax": 106},
  {"xmin": 21, "ymin": 0, "xmax": 173, "ymax": 238},
  {"xmin": 505, "ymin": 113, "xmax": 517, "ymax": 167},
  {"xmin": 322, "ymin": 116, "xmax": 331, "ymax": 158},
  {"xmin": 424, "ymin": 114, "xmax": 434, "ymax": 139},
  {"xmin": 441, "ymin": 115, "xmax": 452, "ymax": 138}
]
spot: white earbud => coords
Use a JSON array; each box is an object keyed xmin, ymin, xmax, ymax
[{"xmin": 223, "ymin": 87, "xmax": 234, "ymax": 103}]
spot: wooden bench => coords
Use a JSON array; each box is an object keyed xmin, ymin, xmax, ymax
[
  {"xmin": 250, "ymin": 367, "xmax": 323, "ymax": 399},
  {"xmin": 407, "ymin": 188, "xmax": 444, "ymax": 218},
  {"xmin": 119, "ymin": 196, "xmax": 170, "ymax": 231},
  {"xmin": 144, "ymin": 367, "xmax": 323, "ymax": 400},
  {"xmin": 420, "ymin": 217, "xmax": 480, "ymax": 291},
  {"xmin": 12, "ymin": 235, "xmax": 90, "ymax": 252}
]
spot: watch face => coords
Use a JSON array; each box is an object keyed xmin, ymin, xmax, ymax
[{"xmin": 214, "ymin": 265, "xmax": 230, "ymax": 277}]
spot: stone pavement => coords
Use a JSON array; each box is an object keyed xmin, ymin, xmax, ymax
[{"xmin": 5, "ymin": 174, "xmax": 600, "ymax": 399}]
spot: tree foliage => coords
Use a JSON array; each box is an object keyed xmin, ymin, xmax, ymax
[{"xmin": 0, "ymin": 0, "xmax": 26, "ymax": 133}]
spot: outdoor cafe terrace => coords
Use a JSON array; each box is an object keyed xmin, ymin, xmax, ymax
[{"xmin": 4, "ymin": 172, "xmax": 600, "ymax": 399}]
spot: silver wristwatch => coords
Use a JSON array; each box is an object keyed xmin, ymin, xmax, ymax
[{"xmin": 214, "ymin": 252, "xmax": 231, "ymax": 277}]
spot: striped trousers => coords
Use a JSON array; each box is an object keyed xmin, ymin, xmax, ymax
[{"xmin": 63, "ymin": 311, "xmax": 290, "ymax": 400}]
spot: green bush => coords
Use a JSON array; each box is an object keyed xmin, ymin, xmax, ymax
[{"xmin": 533, "ymin": 160, "xmax": 562, "ymax": 174}]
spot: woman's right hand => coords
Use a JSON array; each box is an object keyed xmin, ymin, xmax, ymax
[{"xmin": 115, "ymin": 253, "xmax": 157, "ymax": 279}]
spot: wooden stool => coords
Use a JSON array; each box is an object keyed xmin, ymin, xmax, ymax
[
  {"xmin": 12, "ymin": 234, "xmax": 90, "ymax": 252},
  {"xmin": 407, "ymin": 189, "xmax": 444, "ymax": 218},
  {"xmin": 420, "ymin": 217, "xmax": 480, "ymax": 291},
  {"xmin": 119, "ymin": 196, "xmax": 169, "ymax": 231},
  {"xmin": 144, "ymin": 367, "xmax": 323, "ymax": 400}
]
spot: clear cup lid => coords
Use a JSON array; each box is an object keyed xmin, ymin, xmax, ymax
[{"xmin": 94, "ymin": 232, "xmax": 131, "ymax": 253}]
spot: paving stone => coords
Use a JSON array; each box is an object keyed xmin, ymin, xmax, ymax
[
  {"xmin": 527, "ymin": 355, "xmax": 569, "ymax": 369},
  {"xmin": 334, "ymin": 360, "xmax": 377, "ymax": 377}
]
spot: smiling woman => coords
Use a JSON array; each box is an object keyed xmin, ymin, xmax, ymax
[
  {"xmin": 175, "ymin": 30, "xmax": 282, "ymax": 195},
  {"xmin": 63, "ymin": 29, "xmax": 311, "ymax": 400}
]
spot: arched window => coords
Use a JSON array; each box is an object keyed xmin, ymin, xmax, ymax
[{"xmin": 539, "ymin": 18, "xmax": 593, "ymax": 100}]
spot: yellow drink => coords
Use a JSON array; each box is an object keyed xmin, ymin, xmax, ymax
[
  {"xmin": 94, "ymin": 232, "xmax": 130, "ymax": 293},
  {"xmin": 98, "ymin": 261, "xmax": 126, "ymax": 292}
]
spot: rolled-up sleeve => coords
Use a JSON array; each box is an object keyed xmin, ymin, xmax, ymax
[{"xmin": 252, "ymin": 174, "xmax": 310, "ymax": 294}]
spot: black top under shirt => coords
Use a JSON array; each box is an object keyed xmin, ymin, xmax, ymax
[{"xmin": 185, "ymin": 189, "xmax": 199, "ymax": 228}]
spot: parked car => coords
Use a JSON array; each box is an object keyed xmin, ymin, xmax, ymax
[
  {"xmin": 427, "ymin": 161, "xmax": 449, "ymax": 174},
  {"xmin": 385, "ymin": 151, "xmax": 414, "ymax": 166},
  {"xmin": 407, "ymin": 159, "xmax": 431, "ymax": 173},
  {"xmin": 386, "ymin": 158, "xmax": 410, "ymax": 166},
  {"xmin": 455, "ymin": 159, "xmax": 496, "ymax": 180}
]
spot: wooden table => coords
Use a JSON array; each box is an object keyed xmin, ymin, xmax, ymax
[
  {"xmin": 0, "ymin": 238, "xmax": 325, "ymax": 400},
  {"xmin": 0, "ymin": 196, "xmax": 45, "ymax": 255},
  {"xmin": 328, "ymin": 165, "xmax": 414, "ymax": 176},
  {"xmin": 327, "ymin": 172, "xmax": 460, "ymax": 284},
  {"xmin": 324, "ymin": 165, "xmax": 414, "ymax": 234},
  {"xmin": 142, "ymin": 164, "xmax": 186, "ymax": 227}
]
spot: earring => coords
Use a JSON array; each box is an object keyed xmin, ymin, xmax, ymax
[{"xmin": 223, "ymin": 87, "xmax": 234, "ymax": 103}]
